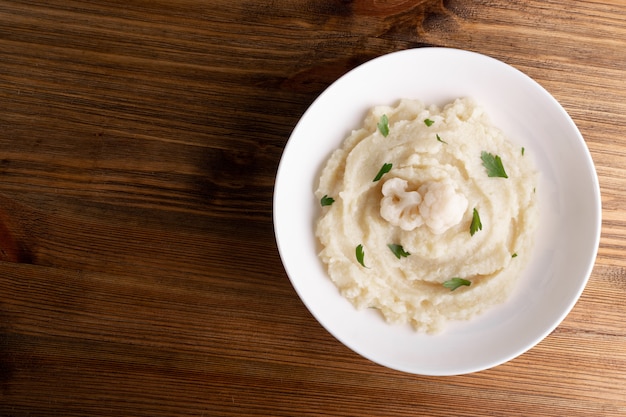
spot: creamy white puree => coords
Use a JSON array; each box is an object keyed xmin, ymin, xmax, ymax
[{"xmin": 315, "ymin": 98, "xmax": 539, "ymax": 333}]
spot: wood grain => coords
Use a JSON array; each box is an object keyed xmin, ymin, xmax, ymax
[{"xmin": 1, "ymin": 0, "xmax": 626, "ymax": 416}]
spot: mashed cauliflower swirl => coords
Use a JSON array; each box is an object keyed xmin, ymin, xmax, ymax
[{"xmin": 315, "ymin": 98, "xmax": 539, "ymax": 333}]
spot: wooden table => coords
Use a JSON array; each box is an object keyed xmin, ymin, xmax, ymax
[{"xmin": 1, "ymin": 1, "xmax": 625, "ymax": 415}]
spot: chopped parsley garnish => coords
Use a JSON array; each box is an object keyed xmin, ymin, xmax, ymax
[
  {"xmin": 512, "ymin": 253, "xmax": 518, "ymax": 258},
  {"xmin": 521, "ymin": 147, "xmax": 525, "ymax": 156},
  {"xmin": 436, "ymin": 134, "xmax": 447, "ymax": 144},
  {"xmin": 320, "ymin": 195, "xmax": 335, "ymax": 207},
  {"xmin": 481, "ymin": 151, "xmax": 508, "ymax": 178},
  {"xmin": 424, "ymin": 118, "xmax": 435, "ymax": 127},
  {"xmin": 443, "ymin": 277, "xmax": 471, "ymax": 291},
  {"xmin": 377, "ymin": 114, "xmax": 389, "ymax": 137},
  {"xmin": 470, "ymin": 208, "xmax": 482, "ymax": 236},
  {"xmin": 388, "ymin": 244, "xmax": 410, "ymax": 259},
  {"xmin": 373, "ymin": 163, "xmax": 392, "ymax": 182},
  {"xmin": 356, "ymin": 244, "xmax": 367, "ymax": 267}
]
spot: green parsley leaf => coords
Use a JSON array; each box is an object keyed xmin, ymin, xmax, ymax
[
  {"xmin": 470, "ymin": 207, "xmax": 482, "ymax": 236},
  {"xmin": 521, "ymin": 147, "xmax": 525, "ymax": 156},
  {"xmin": 443, "ymin": 277, "xmax": 471, "ymax": 291},
  {"xmin": 373, "ymin": 163, "xmax": 392, "ymax": 182},
  {"xmin": 512, "ymin": 252, "xmax": 518, "ymax": 258},
  {"xmin": 436, "ymin": 134, "xmax": 447, "ymax": 144},
  {"xmin": 377, "ymin": 114, "xmax": 389, "ymax": 137},
  {"xmin": 388, "ymin": 244, "xmax": 410, "ymax": 259},
  {"xmin": 481, "ymin": 151, "xmax": 508, "ymax": 178},
  {"xmin": 320, "ymin": 195, "xmax": 335, "ymax": 206},
  {"xmin": 424, "ymin": 118, "xmax": 435, "ymax": 127},
  {"xmin": 356, "ymin": 244, "xmax": 367, "ymax": 267}
]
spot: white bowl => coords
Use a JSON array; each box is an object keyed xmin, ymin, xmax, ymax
[{"xmin": 273, "ymin": 48, "xmax": 601, "ymax": 375}]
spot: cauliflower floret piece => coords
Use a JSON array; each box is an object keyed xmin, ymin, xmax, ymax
[
  {"xmin": 380, "ymin": 178, "xmax": 468, "ymax": 234},
  {"xmin": 418, "ymin": 181, "xmax": 468, "ymax": 235},
  {"xmin": 380, "ymin": 178, "xmax": 423, "ymax": 231}
]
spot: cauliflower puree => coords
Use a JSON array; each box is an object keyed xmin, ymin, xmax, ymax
[{"xmin": 315, "ymin": 98, "xmax": 539, "ymax": 333}]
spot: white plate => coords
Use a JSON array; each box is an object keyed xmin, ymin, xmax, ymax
[{"xmin": 273, "ymin": 48, "xmax": 601, "ymax": 376}]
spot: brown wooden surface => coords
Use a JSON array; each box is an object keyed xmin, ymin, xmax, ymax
[{"xmin": 1, "ymin": 1, "xmax": 625, "ymax": 416}]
